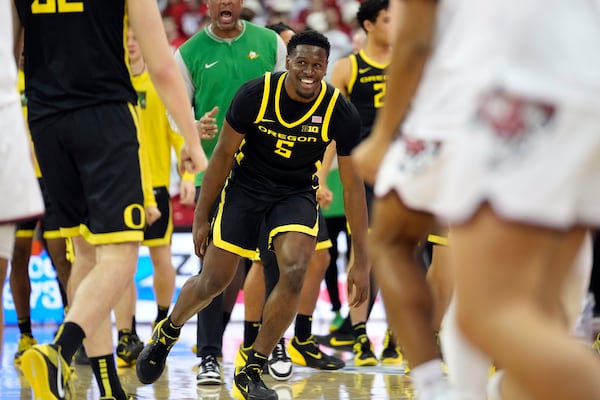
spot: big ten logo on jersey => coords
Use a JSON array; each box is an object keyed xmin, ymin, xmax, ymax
[
  {"xmin": 137, "ymin": 91, "xmax": 147, "ymax": 109},
  {"xmin": 2, "ymin": 244, "xmax": 64, "ymax": 324},
  {"xmin": 32, "ymin": 0, "xmax": 84, "ymax": 14}
]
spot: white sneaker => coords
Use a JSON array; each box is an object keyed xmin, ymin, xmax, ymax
[
  {"xmin": 267, "ymin": 338, "xmax": 293, "ymax": 381},
  {"xmin": 196, "ymin": 355, "xmax": 222, "ymax": 386}
]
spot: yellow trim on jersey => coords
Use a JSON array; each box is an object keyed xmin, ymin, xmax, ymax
[
  {"xmin": 254, "ymin": 72, "xmax": 271, "ymax": 123},
  {"xmin": 316, "ymin": 239, "xmax": 333, "ymax": 251},
  {"xmin": 347, "ymin": 53, "xmax": 358, "ymax": 96},
  {"xmin": 427, "ymin": 234, "xmax": 449, "ymax": 246},
  {"xmin": 236, "ymin": 139, "xmax": 246, "ymax": 164},
  {"xmin": 15, "ymin": 229, "xmax": 35, "ymax": 239},
  {"xmin": 268, "ymin": 213, "xmax": 319, "ymax": 250},
  {"xmin": 78, "ymin": 225, "xmax": 144, "ymax": 245},
  {"xmin": 274, "ymin": 73, "xmax": 327, "ymax": 129},
  {"xmin": 320, "ymin": 89, "xmax": 340, "ymax": 143},
  {"xmin": 42, "ymin": 230, "xmax": 63, "ymax": 240},
  {"xmin": 358, "ymin": 49, "xmax": 390, "ymax": 71}
]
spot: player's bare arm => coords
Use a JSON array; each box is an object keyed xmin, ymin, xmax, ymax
[
  {"xmin": 337, "ymin": 154, "xmax": 369, "ymax": 308},
  {"xmin": 329, "ymin": 57, "xmax": 352, "ymax": 98},
  {"xmin": 192, "ymin": 121, "xmax": 244, "ymax": 257}
]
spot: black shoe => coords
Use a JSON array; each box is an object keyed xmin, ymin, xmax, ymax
[
  {"xmin": 287, "ymin": 336, "xmax": 345, "ymax": 370},
  {"xmin": 353, "ymin": 335, "xmax": 378, "ymax": 366},
  {"xmin": 21, "ymin": 344, "xmax": 73, "ymax": 400},
  {"xmin": 232, "ymin": 365, "xmax": 278, "ymax": 400},
  {"xmin": 117, "ymin": 331, "xmax": 143, "ymax": 368},
  {"xmin": 314, "ymin": 332, "xmax": 355, "ymax": 351},
  {"xmin": 136, "ymin": 319, "xmax": 178, "ymax": 384}
]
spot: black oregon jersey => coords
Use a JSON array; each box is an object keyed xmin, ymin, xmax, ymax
[
  {"xmin": 346, "ymin": 50, "xmax": 389, "ymax": 141},
  {"xmin": 14, "ymin": 0, "xmax": 137, "ymax": 122},
  {"xmin": 226, "ymin": 71, "xmax": 361, "ymax": 194}
]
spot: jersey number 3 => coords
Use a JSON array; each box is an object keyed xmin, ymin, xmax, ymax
[{"xmin": 32, "ymin": 0, "xmax": 84, "ymax": 14}]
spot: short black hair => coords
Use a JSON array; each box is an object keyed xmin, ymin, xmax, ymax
[
  {"xmin": 266, "ymin": 22, "xmax": 294, "ymax": 35},
  {"xmin": 357, "ymin": 0, "xmax": 389, "ymax": 32},
  {"xmin": 287, "ymin": 30, "xmax": 330, "ymax": 58}
]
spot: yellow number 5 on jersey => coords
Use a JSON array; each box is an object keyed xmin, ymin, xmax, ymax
[
  {"xmin": 274, "ymin": 139, "xmax": 295, "ymax": 158},
  {"xmin": 32, "ymin": 0, "xmax": 84, "ymax": 14}
]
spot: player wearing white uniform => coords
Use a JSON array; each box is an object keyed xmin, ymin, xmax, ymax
[
  {"xmin": 0, "ymin": 1, "xmax": 45, "ymax": 346},
  {"xmin": 355, "ymin": 0, "xmax": 600, "ymax": 399},
  {"xmin": 432, "ymin": 1, "xmax": 600, "ymax": 399}
]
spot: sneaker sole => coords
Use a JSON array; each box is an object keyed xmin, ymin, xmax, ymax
[
  {"xmin": 21, "ymin": 348, "xmax": 72, "ymax": 400},
  {"xmin": 197, "ymin": 375, "xmax": 222, "ymax": 386}
]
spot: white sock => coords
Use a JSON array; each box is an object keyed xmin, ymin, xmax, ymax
[
  {"xmin": 439, "ymin": 296, "xmax": 491, "ymax": 400},
  {"xmin": 411, "ymin": 358, "xmax": 449, "ymax": 400}
]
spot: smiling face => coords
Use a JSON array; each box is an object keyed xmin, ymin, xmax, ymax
[
  {"xmin": 207, "ymin": 0, "xmax": 244, "ymax": 38},
  {"xmin": 284, "ymin": 45, "xmax": 329, "ymax": 102}
]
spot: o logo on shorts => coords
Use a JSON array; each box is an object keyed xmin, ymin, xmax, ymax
[{"xmin": 123, "ymin": 204, "xmax": 145, "ymax": 229}]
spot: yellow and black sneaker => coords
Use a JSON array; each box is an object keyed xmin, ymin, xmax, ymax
[
  {"xmin": 116, "ymin": 331, "xmax": 144, "ymax": 368},
  {"xmin": 232, "ymin": 365, "xmax": 277, "ymax": 400},
  {"xmin": 136, "ymin": 319, "xmax": 178, "ymax": 384},
  {"xmin": 353, "ymin": 335, "xmax": 378, "ymax": 366},
  {"xmin": 287, "ymin": 336, "xmax": 345, "ymax": 370},
  {"xmin": 234, "ymin": 344, "xmax": 252, "ymax": 373},
  {"xmin": 21, "ymin": 343, "xmax": 73, "ymax": 400},
  {"xmin": 14, "ymin": 334, "xmax": 37, "ymax": 366},
  {"xmin": 380, "ymin": 329, "xmax": 404, "ymax": 366}
]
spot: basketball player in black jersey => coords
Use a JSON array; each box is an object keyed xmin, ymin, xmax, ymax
[
  {"xmin": 13, "ymin": 0, "xmax": 207, "ymax": 398},
  {"xmin": 136, "ymin": 31, "xmax": 370, "ymax": 400}
]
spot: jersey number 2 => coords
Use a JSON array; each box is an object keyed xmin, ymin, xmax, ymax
[
  {"xmin": 374, "ymin": 82, "xmax": 386, "ymax": 109},
  {"xmin": 32, "ymin": 0, "xmax": 84, "ymax": 14}
]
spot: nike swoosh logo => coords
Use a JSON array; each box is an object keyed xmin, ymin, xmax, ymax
[
  {"xmin": 239, "ymin": 384, "xmax": 248, "ymax": 392},
  {"xmin": 330, "ymin": 337, "xmax": 354, "ymax": 346},
  {"xmin": 205, "ymin": 61, "xmax": 219, "ymax": 69},
  {"xmin": 305, "ymin": 351, "xmax": 323, "ymax": 359},
  {"xmin": 261, "ymin": 118, "xmax": 275, "ymax": 123},
  {"xmin": 56, "ymin": 351, "xmax": 65, "ymax": 398},
  {"xmin": 359, "ymin": 67, "xmax": 371, "ymax": 74}
]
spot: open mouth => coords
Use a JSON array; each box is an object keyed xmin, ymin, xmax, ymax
[{"xmin": 219, "ymin": 10, "xmax": 234, "ymax": 24}]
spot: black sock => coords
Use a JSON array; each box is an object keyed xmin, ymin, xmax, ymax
[
  {"xmin": 90, "ymin": 354, "xmax": 127, "ymax": 399},
  {"xmin": 162, "ymin": 316, "xmax": 183, "ymax": 339},
  {"xmin": 352, "ymin": 322, "xmax": 368, "ymax": 340},
  {"xmin": 294, "ymin": 314, "xmax": 313, "ymax": 342},
  {"xmin": 17, "ymin": 317, "xmax": 33, "ymax": 337},
  {"xmin": 156, "ymin": 305, "xmax": 169, "ymax": 323},
  {"xmin": 131, "ymin": 316, "xmax": 138, "ymax": 336},
  {"xmin": 54, "ymin": 322, "xmax": 86, "ymax": 363},
  {"xmin": 243, "ymin": 321, "xmax": 261, "ymax": 347}
]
